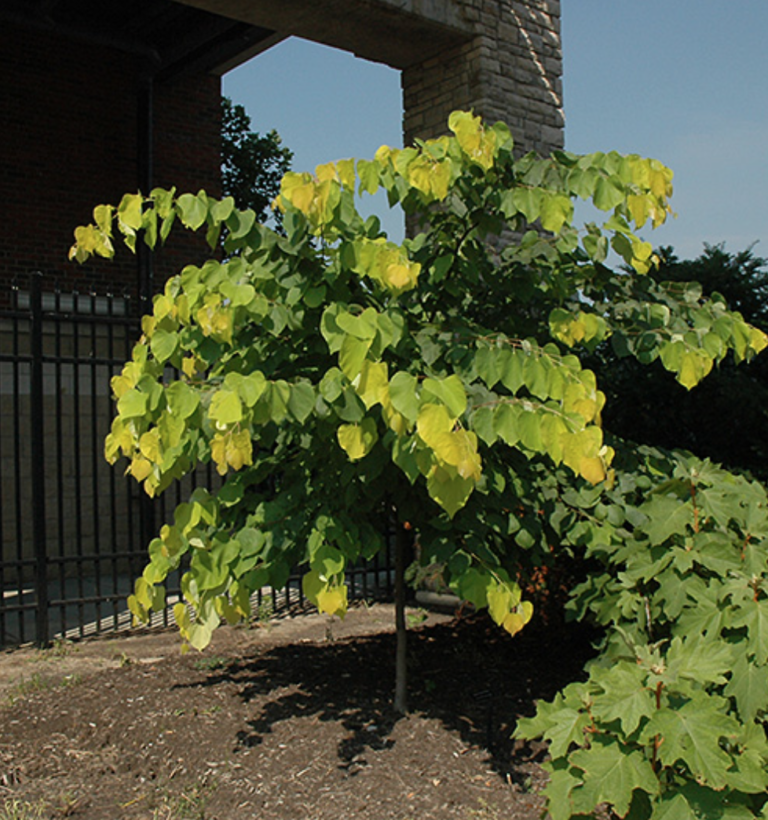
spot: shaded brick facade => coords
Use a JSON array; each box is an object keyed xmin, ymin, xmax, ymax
[{"xmin": 0, "ymin": 22, "xmax": 221, "ymax": 303}]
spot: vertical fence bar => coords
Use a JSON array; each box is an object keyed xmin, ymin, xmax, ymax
[
  {"xmin": 30, "ymin": 273, "xmax": 49, "ymax": 646},
  {"xmin": 11, "ymin": 283, "xmax": 25, "ymax": 643},
  {"xmin": 54, "ymin": 285, "xmax": 66, "ymax": 638}
]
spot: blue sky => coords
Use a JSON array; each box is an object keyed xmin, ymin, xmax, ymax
[{"xmin": 223, "ymin": 1, "xmax": 767, "ymax": 260}]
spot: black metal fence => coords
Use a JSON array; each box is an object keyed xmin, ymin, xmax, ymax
[{"xmin": 0, "ymin": 274, "xmax": 393, "ymax": 649}]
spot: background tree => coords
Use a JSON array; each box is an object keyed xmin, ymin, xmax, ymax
[
  {"xmin": 221, "ymin": 96, "xmax": 292, "ymax": 223},
  {"xmin": 71, "ymin": 113, "xmax": 768, "ymax": 817},
  {"xmin": 590, "ymin": 244, "xmax": 768, "ymax": 478}
]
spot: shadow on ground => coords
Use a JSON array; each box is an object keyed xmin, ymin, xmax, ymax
[{"xmin": 182, "ymin": 613, "xmax": 599, "ymax": 780}]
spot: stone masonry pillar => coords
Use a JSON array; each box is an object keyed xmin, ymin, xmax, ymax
[{"xmin": 402, "ymin": 0, "xmax": 563, "ymax": 156}]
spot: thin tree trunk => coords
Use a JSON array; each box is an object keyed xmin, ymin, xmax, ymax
[{"xmin": 394, "ymin": 519, "xmax": 408, "ymax": 714}]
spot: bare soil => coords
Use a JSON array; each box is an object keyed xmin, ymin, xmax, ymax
[{"xmin": 0, "ymin": 602, "xmax": 596, "ymax": 819}]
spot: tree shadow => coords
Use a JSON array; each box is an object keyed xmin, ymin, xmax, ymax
[{"xmin": 183, "ymin": 613, "xmax": 598, "ymax": 780}]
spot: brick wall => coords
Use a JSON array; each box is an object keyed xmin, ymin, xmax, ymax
[{"xmin": 0, "ymin": 22, "xmax": 222, "ymax": 305}]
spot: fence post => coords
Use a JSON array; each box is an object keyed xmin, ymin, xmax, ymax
[{"xmin": 30, "ymin": 272, "xmax": 49, "ymax": 646}]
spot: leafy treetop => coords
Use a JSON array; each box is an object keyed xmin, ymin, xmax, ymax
[
  {"xmin": 592, "ymin": 243, "xmax": 768, "ymax": 478},
  {"xmin": 69, "ymin": 111, "xmax": 767, "ymax": 656},
  {"xmin": 221, "ymin": 96, "xmax": 292, "ymax": 223}
]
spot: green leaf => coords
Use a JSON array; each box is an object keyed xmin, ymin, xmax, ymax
[
  {"xmin": 288, "ymin": 382, "xmax": 315, "ymax": 423},
  {"xmin": 166, "ymin": 381, "xmax": 199, "ymax": 419},
  {"xmin": 499, "ymin": 350, "xmax": 525, "ymax": 394},
  {"xmin": 389, "ymin": 371, "xmax": 420, "ymax": 423},
  {"xmin": 452, "ymin": 567, "xmax": 490, "ymax": 609},
  {"xmin": 426, "ymin": 464, "xmax": 474, "ymax": 518},
  {"xmin": 510, "ymin": 187, "xmax": 542, "ymax": 223},
  {"xmin": 540, "ymin": 763, "xmax": 583, "ymax": 820},
  {"xmin": 471, "ymin": 405, "xmax": 496, "ymax": 446},
  {"xmin": 422, "ymin": 375, "xmax": 467, "ymax": 418},
  {"xmin": 311, "ymin": 543, "xmax": 345, "ymax": 579},
  {"xmin": 339, "ymin": 334, "xmax": 372, "ymax": 380},
  {"xmin": 725, "ymin": 655, "xmax": 768, "ymax": 722},
  {"xmin": 176, "ymin": 191, "xmax": 208, "ymax": 230},
  {"xmin": 236, "ymin": 372, "xmax": 268, "ymax": 407},
  {"xmin": 517, "ymin": 408, "xmax": 543, "ymax": 452},
  {"xmin": 644, "ymin": 696, "xmax": 739, "ymax": 789},
  {"xmin": 209, "ymin": 390, "xmax": 243, "ymax": 425},
  {"xmin": 474, "ymin": 347, "xmax": 501, "ymax": 389},
  {"xmin": 150, "ymin": 328, "xmax": 178, "ymax": 363},
  {"xmin": 540, "ymin": 193, "xmax": 573, "ymax": 234},
  {"xmin": 593, "ymin": 175, "xmax": 625, "ymax": 211},
  {"xmin": 590, "ymin": 662, "xmax": 655, "ymax": 735},
  {"xmin": 540, "ymin": 707, "xmax": 591, "ymax": 758},
  {"xmin": 570, "ymin": 737, "xmax": 659, "ymax": 817},
  {"xmin": 117, "ymin": 388, "xmax": 148, "ymax": 419},
  {"xmin": 639, "ymin": 496, "xmax": 694, "ymax": 545},
  {"xmin": 665, "ymin": 634, "xmax": 733, "ymax": 687},
  {"xmin": 650, "ymin": 793, "xmax": 698, "ymax": 820},
  {"xmin": 117, "ymin": 192, "xmax": 143, "ymax": 231},
  {"xmin": 730, "ymin": 600, "xmax": 768, "ymax": 666},
  {"xmin": 493, "ymin": 402, "xmax": 520, "ymax": 447}
]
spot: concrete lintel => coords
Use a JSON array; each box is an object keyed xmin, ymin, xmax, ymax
[{"xmin": 174, "ymin": 0, "xmax": 474, "ymax": 68}]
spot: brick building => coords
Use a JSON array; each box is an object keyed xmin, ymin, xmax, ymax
[
  {"xmin": 0, "ymin": 0, "xmax": 564, "ymax": 645},
  {"xmin": 1, "ymin": 0, "xmax": 564, "ymax": 302}
]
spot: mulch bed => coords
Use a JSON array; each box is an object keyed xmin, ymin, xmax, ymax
[{"xmin": 0, "ymin": 606, "xmax": 597, "ymax": 819}]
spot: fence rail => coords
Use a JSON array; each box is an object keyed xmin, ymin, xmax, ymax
[{"xmin": 0, "ymin": 274, "xmax": 393, "ymax": 649}]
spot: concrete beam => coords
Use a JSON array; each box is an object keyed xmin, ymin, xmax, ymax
[{"xmin": 174, "ymin": 0, "xmax": 473, "ymax": 68}]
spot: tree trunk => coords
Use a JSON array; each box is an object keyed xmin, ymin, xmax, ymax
[{"xmin": 394, "ymin": 519, "xmax": 408, "ymax": 714}]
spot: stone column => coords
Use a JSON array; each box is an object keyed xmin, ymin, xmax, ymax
[{"xmin": 402, "ymin": 0, "xmax": 563, "ymax": 155}]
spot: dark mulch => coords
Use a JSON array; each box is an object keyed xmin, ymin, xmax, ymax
[{"xmin": 0, "ymin": 605, "xmax": 597, "ymax": 819}]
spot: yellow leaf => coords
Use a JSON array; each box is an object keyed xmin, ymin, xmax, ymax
[
  {"xmin": 579, "ymin": 456, "xmax": 606, "ymax": 485},
  {"xmin": 355, "ymin": 360, "xmax": 389, "ymax": 409},
  {"xmin": 127, "ymin": 594, "xmax": 148, "ymax": 626},
  {"xmin": 561, "ymin": 427, "xmax": 603, "ymax": 477},
  {"xmin": 678, "ymin": 349, "xmax": 713, "ymax": 390},
  {"xmin": 487, "ymin": 582, "xmax": 515, "ymax": 626},
  {"xmin": 406, "ymin": 156, "xmax": 451, "ymax": 200},
  {"xmin": 129, "ymin": 456, "xmax": 152, "ymax": 482},
  {"xmin": 502, "ymin": 612, "xmax": 525, "ymax": 636},
  {"xmin": 626, "ymin": 194, "xmax": 649, "ymax": 228},
  {"xmin": 563, "ymin": 382, "xmax": 598, "ymax": 424},
  {"xmin": 197, "ymin": 296, "xmax": 233, "ymax": 344},
  {"xmin": 314, "ymin": 162, "xmax": 338, "ymax": 182},
  {"xmin": 317, "ymin": 584, "xmax": 348, "ymax": 618},
  {"xmin": 430, "ymin": 161, "xmax": 452, "ymax": 200},
  {"xmin": 182, "ymin": 356, "xmax": 198, "ymax": 379},
  {"xmin": 417, "ymin": 404, "xmax": 481, "ymax": 480},
  {"xmin": 337, "ymin": 418, "xmax": 378, "ymax": 461},
  {"xmin": 139, "ymin": 429, "xmax": 161, "ymax": 463},
  {"xmin": 279, "ymin": 172, "xmax": 315, "ymax": 212},
  {"xmin": 451, "ymin": 430, "xmax": 483, "ymax": 481},
  {"xmin": 141, "ymin": 315, "xmax": 156, "ymax": 338},
  {"xmin": 110, "ymin": 366, "xmax": 139, "ymax": 398},
  {"xmin": 750, "ymin": 327, "xmax": 768, "ymax": 355},
  {"xmin": 153, "ymin": 294, "xmax": 175, "ymax": 321},
  {"xmin": 351, "ymin": 239, "xmax": 421, "ymax": 293},
  {"xmin": 417, "ymin": 403, "xmax": 455, "ymax": 453},
  {"xmin": 382, "ymin": 398, "xmax": 409, "ymax": 436},
  {"xmin": 448, "ymin": 110, "xmax": 497, "ymax": 170},
  {"xmin": 279, "ymin": 171, "xmax": 336, "ymax": 229},
  {"xmin": 337, "ymin": 158, "xmax": 356, "ymax": 191},
  {"xmin": 210, "ymin": 435, "xmax": 227, "ymax": 475},
  {"xmin": 104, "ymin": 421, "xmax": 132, "ymax": 464},
  {"xmin": 226, "ymin": 429, "xmax": 253, "ymax": 471},
  {"xmin": 384, "ymin": 261, "xmax": 420, "ymax": 291}
]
